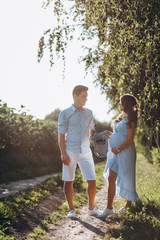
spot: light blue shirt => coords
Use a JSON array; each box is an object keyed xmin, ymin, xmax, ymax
[{"xmin": 58, "ymin": 105, "xmax": 95, "ymax": 154}]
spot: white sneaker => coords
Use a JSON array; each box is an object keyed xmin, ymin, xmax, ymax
[
  {"xmin": 88, "ymin": 208, "xmax": 100, "ymax": 217},
  {"xmin": 98, "ymin": 207, "xmax": 115, "ymax": 218},
  {"xmin": 67, "ymin": 210, "xmax": 76, "ymax": 218},
  {"xmin": 115, "ymin": 207, "xmax": 126, "ymax": 215}
]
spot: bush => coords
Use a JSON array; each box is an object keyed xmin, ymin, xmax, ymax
[
  {"xmin": 151, "ymin": 147, "xmax": 160, "ymax": 165},
  {"xmin": 0, "ymin": 101, "xmax": 61, "ymax": 183},
  {"xmin": 120, "ymin": 200, "xmax": 160, "ymax": 240}
]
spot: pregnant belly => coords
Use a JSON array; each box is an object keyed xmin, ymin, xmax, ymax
[{"xmin": 110, "ymin": 132, "xmax": 126, "ymax": 148}]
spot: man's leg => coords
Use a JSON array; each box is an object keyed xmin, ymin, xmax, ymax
[
  {"xmin": 87, "ymin": 180, "xmax": 96, "ymax": 210},
  {"xmin": 107, "ymin": 169, "xmax": 117, "ymax": 209},
  {"xmin": 78, "ymin": 152, "xmax": 99, "ymax": 215},
  {"xmin": 64, "ymin": 181, "xmax": 74, "ymax": 210}
]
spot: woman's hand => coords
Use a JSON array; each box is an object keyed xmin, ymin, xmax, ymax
[
  {"xmin": 106, "ymin": 130, "xmax": 113, "ymax": 137},
  {"xmin": 111, "ymin": 122, "xmax": 136, "ymax": 155},
  {"xmin": 112, "ymin": 148, "xmax": 119, "ymax": 155}
]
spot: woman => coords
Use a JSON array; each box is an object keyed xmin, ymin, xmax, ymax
[{"xmin": 98, "ymin": 94, "xmax": 140, "ymax": 218}]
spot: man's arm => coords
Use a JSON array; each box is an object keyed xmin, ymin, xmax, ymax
[
  {"xmin": 58, "ymin": 134, "xmax": 70, "ymax": 165},
  {"xmin": 106, "ymin": 130, "xmax": 113, "ymax": 137},
  {"xmin": 89, "ymin": 111, "xmax": 96, "ymax": 137},
  {"xmin": 90, "ymin": 129, "xmax": 96, "ymax": 137}
]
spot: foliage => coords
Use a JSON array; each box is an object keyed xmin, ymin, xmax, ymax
[
  {"xmin": 151, "ymin": 147, "xmax": 160, "ymax": 165},
  {"xmin": 28, "ymin": 228, "xmax": 49, "ymax": 240},
  {"xmin": 38, "ymin": 0, "xmax": 160, "ymax": 155},
  {"xmin": 94, "ymin": 118, "xmax": 112, "ymax": 133},
  {"xmin": 135, "ymin": 125, "xmax": 153, "ymax": 161},
  {"xmin": 118, "ymin": 204, "xmax": 160, "ymax": 240},
  {"xmin": 73, "ymin": 171, "xmax": 83, "ymax": 191},
  {"xmin": 0, "ymin": 232, "xmax": 14, "ymax": 240},
  {"xmin": 0, "ymin": 100, "xmax": 61, "ymax": 183},
  {"xmin": 44, "ymin": 108, "xmax": 61, "ymax": 122}
]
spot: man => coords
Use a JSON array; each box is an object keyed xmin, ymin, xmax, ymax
[{"xmin": 58, "ymin": 85, "xmax": 99, "ymax": 218}]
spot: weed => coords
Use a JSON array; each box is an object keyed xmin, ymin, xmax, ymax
[{"xmin": 28, "ymin": 228, "xmax": 50, "ymax": 240}]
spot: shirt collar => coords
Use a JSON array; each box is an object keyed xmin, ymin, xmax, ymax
[{"xmin": 71, "ymin": 104, "xmax": 84, "ymax": 112}]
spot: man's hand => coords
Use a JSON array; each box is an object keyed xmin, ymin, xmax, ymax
[
  {"xmin": 106, "ymin": 130, "xmax": 112, "ymax": 137},
  {"xmin": 61, "ymin": 153, "xmax": 70, "ymax": 165},
  {"xmin": 90, "ymin": 129, "xmax": 96, "ymax": 137}
]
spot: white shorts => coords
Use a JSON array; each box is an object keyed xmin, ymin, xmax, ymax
[{"xmin": 62, "ymin": 150, "xmax": 96, "ymax": 181}]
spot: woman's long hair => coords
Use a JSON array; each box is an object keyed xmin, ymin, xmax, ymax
[{"xmin": 113, "ymin": 94, "xmax": 139, "ymax": 128}]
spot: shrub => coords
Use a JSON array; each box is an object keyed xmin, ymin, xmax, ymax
[
  {"xmin": 0, "ymin": 101, "xmax": 61, "ymax": 183},
  {"xmin": 151, "ymin": 147, "xmax": 160, "ymax": 165}
]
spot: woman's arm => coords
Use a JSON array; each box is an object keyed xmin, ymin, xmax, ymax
[{"xmin": 112, "ymin": 122, "xmax": 136, "ymax": 155}]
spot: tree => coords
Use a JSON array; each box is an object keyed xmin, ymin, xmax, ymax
[
  {"xmin": 38, "ymin": 0, "xmax": 160, "ymax": 151},
  {"xmin": 45, "ymin": 108, "xmax": 61, "ymax": 122}
]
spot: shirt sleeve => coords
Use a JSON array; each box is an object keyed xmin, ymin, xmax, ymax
[
  {"xmin": 58, "ymin": 111, "xmax": 68, "ymax": 134},
  {"xmin": 89, "ymin": 111, "xmax": 95, "ymax": 131}
]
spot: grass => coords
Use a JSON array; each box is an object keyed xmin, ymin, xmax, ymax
[
  {"xmin": 104, "ymin": 153, "xmax": 160, "ymax": 240},
  {"xmin": 0, "ymin": 174, "xmax": 63, "ymax": 239},
  {"xmin": 1, "ymin": 154, "xmax": 160, "ymax": 240}
]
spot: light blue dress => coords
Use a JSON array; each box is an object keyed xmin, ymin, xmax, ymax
[{"xmin": 103, "ymin": 118, "xmax": 139, "ymax": 202}]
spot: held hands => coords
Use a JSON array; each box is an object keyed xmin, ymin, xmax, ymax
[{"xmin": 61, "ymin": 153, "xmax": 70, "ymax": 165}]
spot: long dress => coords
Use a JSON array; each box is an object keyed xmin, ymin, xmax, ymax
[{"xmin": 103, "ymin": 118, "xmax": 139, "ymax": 202}]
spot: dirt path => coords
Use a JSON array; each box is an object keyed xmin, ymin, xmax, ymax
[
  {"xmin": 45, "ymin": 183, "xmax": 120, "ymax": 240},
  {"xmin": 7, "ymin": 182, "xmax": 120, "ymax": 240},
  {"xmin": 2, "ymin": 163, "xmax": 121, "ymax": 240},
  {"xmin": 0, "ymin": 173, "xmax": 60, "ymax": 198}
]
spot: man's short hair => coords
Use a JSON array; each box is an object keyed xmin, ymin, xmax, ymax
[{"xmin": 72, "ymin": 85, "xmax": 88, "ymax": 97}]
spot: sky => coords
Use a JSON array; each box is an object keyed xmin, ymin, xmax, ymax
[{"xmin": 0, "ymin": 0, "xmax": 115, "ymax": 122}]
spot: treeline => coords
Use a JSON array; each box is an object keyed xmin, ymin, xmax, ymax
[
  {"xmin": 0, "ymin": 101, "xmax": 111, "ymax": 183},
  {"xmin": 0, "ymin": 101, "xmax": 60, "ymax": 183}
]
